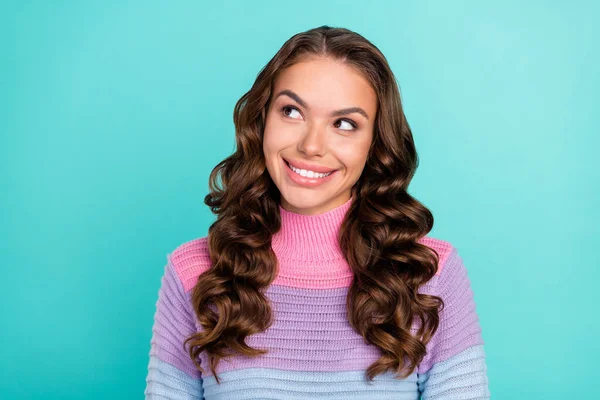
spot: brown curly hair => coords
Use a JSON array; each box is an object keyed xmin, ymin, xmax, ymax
[{"xmin": 183, "ymin": 25, "xmax": 443, "ymax": 384}]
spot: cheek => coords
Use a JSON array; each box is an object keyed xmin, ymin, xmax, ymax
[
  {"xmin": 263, "ymin": 131, "xmax": 280, "ymax": 157},
  {"xmin": 262, "ymin": 127, "xmax": 287, "ymax": 168},
  {"xmin": 337, "ymin": 140, "xmax": 372, "ymax": 172},
  {"xmin": 263, "ymin": 120, "xmax": 295, "ymax": 154},
  {"xmin": 262, "ymin": 120, "xmax": 277, "ymax": 153}
]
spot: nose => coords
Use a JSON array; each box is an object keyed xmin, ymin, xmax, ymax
[{"xmin": 297, "ymin": 123, "xmax": 326, "ymax": 157}]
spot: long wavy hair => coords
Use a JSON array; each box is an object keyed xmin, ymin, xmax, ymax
[{"xmin": 184, "ymin": 25, "xmax": 443, "ymax": 384}]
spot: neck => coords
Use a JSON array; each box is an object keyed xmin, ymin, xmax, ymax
[{"xmin": 271, "ymin": 197, "xmax": 353, "ymax": 263}]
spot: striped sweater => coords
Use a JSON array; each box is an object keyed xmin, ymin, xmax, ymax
[{"xmin": 145, "ymin": 198, "xmax": 490, "ymax": 399}]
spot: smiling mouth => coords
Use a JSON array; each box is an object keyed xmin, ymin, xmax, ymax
[
  {"xmin": 284, "ymin": 158, "xmax": 338, "ymax": 173},
  {"xmin": 284, "ymin": 160, "xmax": 336, "ymax": 178}
]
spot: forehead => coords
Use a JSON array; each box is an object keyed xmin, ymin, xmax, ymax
[{"xmin": 271, "ymin": 57, "xmax": 377, "ymax": 114}]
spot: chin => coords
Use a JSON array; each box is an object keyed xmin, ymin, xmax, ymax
[{"xmin": 279, "ymin": 192, "xmax": 338, "ymax": 215}]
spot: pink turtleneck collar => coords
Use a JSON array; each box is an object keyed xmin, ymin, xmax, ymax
[{"xmin": 270, "ymin": 197, "xmax": 354, "ymax": 287}]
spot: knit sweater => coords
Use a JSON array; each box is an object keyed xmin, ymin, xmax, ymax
[{"xmin": 145, "ymin": 197, "xmax": 490, "ymax": 399}]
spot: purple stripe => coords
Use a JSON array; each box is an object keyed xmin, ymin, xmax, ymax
[
  {"xmin": 151, "ymin": 247, "xmax": 483, "ymax": 381},
  {"xmin": 195, "ymin": 278, "xmax": 442, "ymax": 377},
  {"xmin": 149, "ymin": 258, "xmax": 202, "ymax": 379},
  {"xmin": 417, "ymin": 248, "xmax": 485, "ymax": 374}
]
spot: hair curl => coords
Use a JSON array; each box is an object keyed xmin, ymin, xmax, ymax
[{"xmin": 184, "ymin": 25, "xmax": 443, "ymax": 384}]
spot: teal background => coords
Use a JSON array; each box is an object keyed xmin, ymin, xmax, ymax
[{"xmin": 1, "ymin": 1, "xmax": 598, "ymax": 398}]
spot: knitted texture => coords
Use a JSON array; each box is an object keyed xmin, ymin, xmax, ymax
[{"xmin": 145, "ymin": 198, "xmax": 490, "ymax": 399}]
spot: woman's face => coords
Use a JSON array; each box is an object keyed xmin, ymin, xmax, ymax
[{"xmin": 263, "ymin": 56, "xmax": 377, "ymax": 215}]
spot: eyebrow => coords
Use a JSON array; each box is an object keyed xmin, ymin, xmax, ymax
[{"xmin": 274, "ymin": 89, "xmax": 370, "ymax": 121}]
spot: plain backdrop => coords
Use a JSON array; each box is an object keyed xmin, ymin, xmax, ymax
[{"xmin": 1, "ymin": 1, "xmax": 598, "ymax": 399}]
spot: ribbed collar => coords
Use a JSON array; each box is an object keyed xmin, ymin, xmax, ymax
[{"xmin": 271, "ymin": 197, "xmax": 353, "ymax": 263}]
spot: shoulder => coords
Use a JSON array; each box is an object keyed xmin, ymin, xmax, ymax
[
  {"xmin": 167, "ymin": 236, "xmax": 212, "ymax": 293},
  {"xmin": 417, "ymin": 235, "xmax": 456, "ymax": 276}
]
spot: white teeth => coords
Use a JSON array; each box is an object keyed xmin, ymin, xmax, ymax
[{"xmin": 288, "ymin": 163, "xmax": 333, "ymax": 178}]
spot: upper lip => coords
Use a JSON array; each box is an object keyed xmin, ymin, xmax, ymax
[{"xmin": 283, "ymin": 158, "xmax": 338, "ymax": 173}]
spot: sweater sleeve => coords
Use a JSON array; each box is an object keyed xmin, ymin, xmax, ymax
[
  {"xmin": 417, "ymin": 247, "xmax": 490, "ymax": 399},
  {"xmin": 144, "ymin": 255, "xmax": 204, "ymax": 399}
]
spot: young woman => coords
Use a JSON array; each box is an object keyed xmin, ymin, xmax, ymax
[{"xmin": 145, "ymin": 26, "xmax": 490, "ymax": 399}]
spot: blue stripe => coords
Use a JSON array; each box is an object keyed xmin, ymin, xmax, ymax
[
  {"xmin": 417, "ymin": 345, "xmax": 490, "ymax": 399},
  {"xmin": 202, "ymin": 367, "xmax": 420, "ymax": 399},
  {"xmin": 145, "ymin": 355, "xmax": 204, "ymax": 399}
]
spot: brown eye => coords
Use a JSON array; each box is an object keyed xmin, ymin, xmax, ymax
[
  {"xmin": 281, "ymin": 105, "xmax": 302, "ymax": 119},
  {"xmin": 334, "ymin": 118, "xmax": 358, "ymax": 131}
]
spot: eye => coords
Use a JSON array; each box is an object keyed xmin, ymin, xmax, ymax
[
  {"xmin": 333, "ymin": 119, "xmax": 358, "ymax": 131},
  {"xmin": 280, "ymin": 105, "xmax": 358, "ymax": 132},
  {"xmin": 281, "ymin": 105, "xmax": 302, "ymax": 120}
]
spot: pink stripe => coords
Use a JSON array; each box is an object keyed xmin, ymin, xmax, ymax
[{"xmin": 171, "ymin": 235, "xmax": 452, "ymax": 292}]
